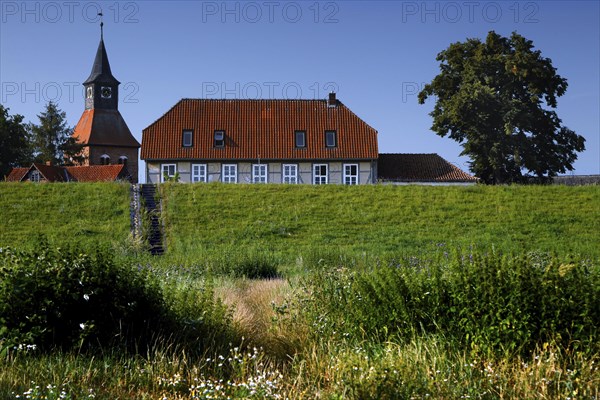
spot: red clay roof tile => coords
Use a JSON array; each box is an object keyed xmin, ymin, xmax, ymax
[
  {"xmin": 73, "ymin": 109, "xmax": 140, "ymax": 148},
  {"xmin": 65, "ymin": 164, "xmax": 129, "ymax": 182},
  {"xmin": 5, "ymin": 164, "xmax": 129, "ymax": 182},
  {"xmin": 33, "ymin": 163, "xmax": 70, "ymax": 181},
  {"xmin": 5, "ymin": 167, "xmax": 29, "ymax": 182},
  {"xmin": 378, "ymin": 153, "xmax": 477, "ymax": 182},
  {"xmin": 141, "ymin": 99, "xmax": 378, "ymax": 161}
]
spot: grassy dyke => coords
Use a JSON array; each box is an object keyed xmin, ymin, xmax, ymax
[
  {"xmin": 1, "ymin": 182, "xmax": 599, "ymax": 399},
  {"xmin": 160, "ymin": 183, "xmax": 600, "ymax": 270},
  {"xmin": 0, "ymin": 183, "xmax": 132, "ymax": 251},
  {"xmin": 2, "ymin": 183, "xmax": 597, "ymax": 264}
]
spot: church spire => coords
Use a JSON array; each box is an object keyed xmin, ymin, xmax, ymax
[{"xmin": 83, "ymin": 13, "xmax": 119, "ymax": 86}]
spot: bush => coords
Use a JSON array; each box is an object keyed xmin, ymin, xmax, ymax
[
  {"xmin": 0, "ymin": 243, "xmax": 166, "ymax": 352},
  {"xmin": 302, "ymin": 252, "xmax": 600, "ymax": 357}
]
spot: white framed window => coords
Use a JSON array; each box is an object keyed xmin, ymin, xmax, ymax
[
  {"xmin": 313, "ymin": 164, "xmax": 328, "ymax": 185},
  {"xmin": 343, "ymin": 164, "xmax": 359, "ymax": 185},
  {"xmin": 161, "ymin": 164, "xmax": 177, "ymax": 182},
  {"xmin": 192, "ymin": 164, "xmax": 207, "ymax": 183},
  {"xmin": 283, "ymin": 164, "xmax": 298, "ymax": 184},
  {"xmin": 214, "ymin": 130, "xmax": 225, "ymax": 148},
  {"xmin": 252, "ymin": 164, "xmax": 268, "ymax": 183},
  {"xmin": 30, "ymin": 170, "xmax": 41, "ymax": 182},
  {"xmin": 222, "ymin": 164, "xmax": 237, "ymax": 183},
  {"xmin": 182, "ymin": 129, "xmax": 193, "ymax": 147},
  {"xmin": 100, "ymin": 154, "xmax": 110, "ymax": 165},
  {"xmin": 118, "ymin": 156, "xmax": 128, "ymax": 166}
]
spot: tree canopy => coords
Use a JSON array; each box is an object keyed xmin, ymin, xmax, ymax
[
  {"xmin": 28, "ymin": 101, "xmax": 83, "ymax": 166},
  {"xmin": 0, "ymin": 105, "xmax": 32, "ymax": 178},
  {"xmin": 418, "ymin": 31, "xmax": 586, "ymax": 184}
]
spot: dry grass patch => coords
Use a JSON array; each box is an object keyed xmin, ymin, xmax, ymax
[{"xmin": 217, "ymin": 278, "xmax": 304, "ymax": 360}]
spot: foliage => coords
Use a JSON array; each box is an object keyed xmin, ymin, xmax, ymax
[
  {"xmin": 158, "ymin": 272, "xmax": 235, "ymax": 354},
  {"xmin": 418, "ymin": 31, "xmax": 586, "ymax": 184},
  {"xmin": 0, "ymin": 243, "xmax": 168, "ymax": 352},
  {"xmin": 314, "ymin": 339, "xmax": 599, "ymax": 399},
  {"xmin": 27, "ymin": 101, "xmax": 84, "ymax": 166},
  {"xmin": 0, "ymin": 183, "xmax": 599, "ymax": 398},
  {"xmin": 302, "ymin": 252, "xmax": 600, "ymax": 357},
  {"xmin": 163, "ymin": 171, "xmax": 181, "ymax": 182},
  {"xmin": 0, "ymin": 104, "xmax": 32, "ymax": 178}
]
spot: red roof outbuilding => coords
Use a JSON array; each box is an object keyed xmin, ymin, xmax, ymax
[{"xmin": 377, "ymin": 153, "xmax": 477, "ymax": 183}]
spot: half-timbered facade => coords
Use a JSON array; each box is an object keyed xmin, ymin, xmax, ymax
[{"xmin": 141, "ymin": 94, "xmax": 379, "ymax": 184}]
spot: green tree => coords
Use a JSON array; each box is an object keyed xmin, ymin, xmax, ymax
[
  {"xmin": 0, "ymin": 104, "xmax": 32, "ymax": 178},
  {"xmin": 29, "ymin": 101, "xmax": 83, "ymax": 166},
  {"xmin": 418, "ymin": 31, "xmax": 586, "ymax": 184}
]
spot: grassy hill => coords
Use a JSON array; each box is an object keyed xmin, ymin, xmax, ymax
[
  {"xmin": 1, "ymin": 182, "xmax": 599, "ymax": 399},
  {"xmin": 0, "ymin": 183, "xmax": 132, "ymax": 251},
  {"xmin": 161, "ymin": 183, "xmax": 600, "ymax": 270},
  {"xmin": 1, "ymin": 183, "xmax": 598, "ymax": 264}
]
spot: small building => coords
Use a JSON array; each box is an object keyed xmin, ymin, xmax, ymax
[
  {"xmin": 5, "ymin": 163, "xmax": 132, "ymax": 183},
  {"xmin": 141, "ymin": 94, "xmax": 379, "ymax": 184},
  {"xmin": 377, "ymin": 153, "xmax": 477, "ymax": 185}
]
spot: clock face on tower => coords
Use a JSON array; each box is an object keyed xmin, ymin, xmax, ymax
[{"xmin": 101, "ymin": 86, "xmax": 112, "ymax": 99}]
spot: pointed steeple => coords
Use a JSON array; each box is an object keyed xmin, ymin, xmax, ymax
[
  {"xmin": 83, "ymin": 27, "xmax": 119, "ymax": 85},
  {"xmin": 73, "ymin": 20, "xmax": 140, "ymax": 182}
]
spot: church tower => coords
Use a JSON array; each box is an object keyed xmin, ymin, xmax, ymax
[{"xmin": 73, "ymin": 22, "xmax": 140, "ymax": 182}]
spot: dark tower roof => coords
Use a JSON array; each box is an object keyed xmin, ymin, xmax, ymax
[
  {"xmin": 73, "ymin": 109, "xmax": 140, "ymax": 148},
  {"xmin": 83, "ymin": 36, "xmax": 120, "ymax": 85}
]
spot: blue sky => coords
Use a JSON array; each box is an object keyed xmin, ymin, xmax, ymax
[{"xmin": 1, "ymin": 1, "xmax": 599, "ymax": 179}]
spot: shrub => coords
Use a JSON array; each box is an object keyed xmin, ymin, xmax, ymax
[
  {"xmin": 0, "ymin": 243, "xmax": 166, "ymax": 352},
  {"xmin": 302, "ymin": 252, "xmax": 600, "ymax": 357}
]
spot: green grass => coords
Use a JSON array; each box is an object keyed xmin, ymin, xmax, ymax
[
  {"xmin": 1, "ymin": 182, "xmax": 599, "ymax": 399},
  {"xmin": 2, "ymin": 183, "xmax": 597, "ymax": 263},
  {"xmin": 161, "ymin": 183, "xmax": 600, "ymax": 271},
  {"xmin": 0, "ymin": 183, "xmax": 132, "ymax": 251}
]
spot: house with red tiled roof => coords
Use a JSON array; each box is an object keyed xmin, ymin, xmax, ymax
[
  {"xmin": 141, "ymin": 94, "xmax": 478, "ymax": 185},
  {"xmin": 141, "ymin": 94, "xmax": 379, "ymax": 184},
  {"xmin": 5, "ymin": 163, "xmax": 131, "ymax": 183}
]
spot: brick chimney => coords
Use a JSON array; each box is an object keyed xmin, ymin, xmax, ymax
[{"xmin": 327, "ymin": 92, "xmax": 337, "ymax": 107}]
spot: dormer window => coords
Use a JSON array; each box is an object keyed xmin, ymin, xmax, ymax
[
  {"xmin": 295, "ymin": 130, "xmax": 306, "ymax": 148},
  {"xmin": 182, "ymin": 129, "xmax": 193, "ymax": 147},
  {"xmin": 118, "ymin": 156, "xmax": 128, "ymax": 166},
  {"xmin": 30, "ymin": 170, "xmax": 41, "ymax": 182},
  {"xmin": 214, "ymin": 130, "xmax": 225, "ymax": 148},
  {"xmin": 100, "ymin": 154, "xmax": 110, "ymax": 165},
  {"xmin": 325, "ymin": 130, "xmax": 337, "ymax": 148}
]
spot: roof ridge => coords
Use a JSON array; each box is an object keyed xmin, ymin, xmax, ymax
[{"xmin": 179, "ymin": 98, "xmax": 329, "ymax": 101}]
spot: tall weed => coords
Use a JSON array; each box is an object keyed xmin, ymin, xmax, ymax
[{"xmin": 302, "ymin": 251, "xmax": 599, "ymax": 357}]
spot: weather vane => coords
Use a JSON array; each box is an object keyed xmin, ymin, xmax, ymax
[{"xmin": 98, "ymin": 10, "xmax": 104, "ymax": 39}]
